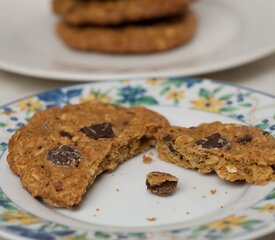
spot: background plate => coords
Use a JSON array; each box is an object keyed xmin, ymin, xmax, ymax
[{"xmin": 0, "ymin": 0, "xmax": 275, "ymax": 81}]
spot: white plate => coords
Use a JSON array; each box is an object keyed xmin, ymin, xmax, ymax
[
  {"xmin": 0, "ymin": 77, "xmax": 275, "ymax": 240},
  {"xmin": 0, "ymin": 0, "xmax": 275, "ymax": 81}
]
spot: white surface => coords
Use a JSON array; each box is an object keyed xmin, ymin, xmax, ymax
[{"xmin": 0, "ymin": 0, "xmax": 275, "ymax": 80}]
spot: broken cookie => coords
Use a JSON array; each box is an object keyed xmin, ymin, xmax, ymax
[
  {"xmin": 157, "ymin": 121, "xmax": 275, "ymax": 185},
  {"xmin": 7, "ymin": 101, "xmax": 169, "ymax": 207}
]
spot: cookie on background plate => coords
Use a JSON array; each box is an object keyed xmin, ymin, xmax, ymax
[
  {"xmin": 157, "ymin": 121, "xmax": 275, "ymax": 185},
  {"xmin": 56, "ymin": 11, "xmax": 197, "ymax": 53},
  {"xmin": 7, "ymin": 101, "xmax": 169, "ymax": 208},
  {"xmin": 53, "ymin": 0, "xmax": 190, "ymax": 26}
]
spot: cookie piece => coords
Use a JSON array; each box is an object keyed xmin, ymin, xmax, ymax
[
  {"xmin": 8, "ymin": 101, "xmax": 169, "ymax": 207},
  {"xmin": 53, "ymin": 0, "xmax": 189, "ymax": 26},
  {"xmin": 157, "ymin": 122, "xmax": 275, "ymax": 185},
  {"xmin": 56, "ymin": 11, "xmax": 197, "ymax": 53},
  {"xmin": 146, "ymin": 171, "xmax": 178, "ymax": 196}
]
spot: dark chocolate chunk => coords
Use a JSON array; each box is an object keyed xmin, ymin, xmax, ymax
[
  {"xmin": 122, "ymin": 121, "xmax": 129, "ymax": 126},
  {"xmin": 163, "ymin": 135, "xmax": 173, "ymax": 142},
  {"xmin": 80, "ymin": 122, "xmax": 115, "ymax": 139},
  {"xmin": 195, "ymin": 133, "xmax": 229, "ymax": 149},
  {"xmin": 263, "ymin": 131, "xmax": 270, "ymax": 136},
  {"xmin": 48, "ymin": 145, "xmax": 81, "ymax": 166},
  {"xmin": 189, "ymin": 126, "xmax": 196, "ymax": 129},
  {"xmin": 237, "ymin": 134, "xmax": 253, "ymax": 144},
  {"xmin": 59, "ymin": 131, "xmax": 73, "ymax": 139},
  {"xmin": 146, "ymin": 171, "xmax": 178, "ymax": 197}
]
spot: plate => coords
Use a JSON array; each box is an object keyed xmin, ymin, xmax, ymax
[
  {"xmin": 0, "ymin": 77, "xmax": 275, "ymax": 240},
  {"xmin": 1, "ymin": 0, "xmax": 275, "ymax": 81}
]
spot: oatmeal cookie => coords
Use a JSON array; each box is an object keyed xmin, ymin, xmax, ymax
[
  {"xmin": 53, "ymin": 0, "xmax": 190, "ymax": 26},
  {"xmin": 56, "ymin": 11, "xmax": 197, "ymax": 53},
  {"xmin": 157, "ymin": 122, "xmax": 275, "ymax": 185},
  {"xmin": 7, "ymin": 101, "xmax": 169, "ymax": 207}
]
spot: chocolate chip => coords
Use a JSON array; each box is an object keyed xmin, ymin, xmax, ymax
[
  {"xmin": 237, "ymin": 134, "xmax": 253, "ymax": 144},
  {"xmin": 263, "ymin": 131, "xmax": 270, "ymax": 136},
  {"xmin": 163, "ymin": 135, "xmax": 173, "ymax": 142},
  {"xmin": 122, "ymin": 121, "xmax": 129, "ymax": 126},
  {"xmin": 168, "ymin": 143, "xmax": 177, "ymax": 154},
  {"xmin": 80, "ymin": 122, "xmax": 115, "ymax": 139},
  {"xmin": 48, "ymin": 145, "xmax": 81, "ymax": 166},
  {"xmin": 59, "ymin": 131, "xmax": 73, "ymax": 139},
  {"xmin": 189, "ymin": 126, "xmax": 196, "ymax": 129},
  {"xmin": 195, "ymin": 133, "xmax": 229, "ymax": 149},
  {"xmin": 146, "ymin": 171, "xmax": 178, "ymax": 197}
]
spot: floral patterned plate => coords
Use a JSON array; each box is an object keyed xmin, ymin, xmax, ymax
[{"xmin": 0, "ymin": 78, "xmax": 275, "ymax": 240}]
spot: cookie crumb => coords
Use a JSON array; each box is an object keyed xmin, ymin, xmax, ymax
[
  {"xmin": 210, "ymin": 189, "xmax": 217, "ymax": 195},
  {"xmin": 93, "ymin": 214, "xmax": 97, "ymax": 217},
  {"xmin": 220, "ymin": 206, "xmax": 224, "ymax": 209},
  {"xmin": 143, "ymin": 155, "xmax": 153, "ymax": 164},
  {"xmin": 186, "ymin": 211, "xmax": 190, "ymax": 215},
  {"xmin": 202, "ymin": 195, "xmax": 206, "ymax": 198},
  {"xmin": 146, "ymin": 217, "xmax": 157, "ymax": 222},
  {"xmin": 146, "ymin": 171, "xmax": 178, "ymax": 197},
  {"xmin": 96, "ymin": 208, "xmax": 100, "ymax": 212},
  {"xmin": 193, "ymin": 186, "xmax": 197, "ymax": 189},
  {"xmin": 115, "ymin": 188, "xmax": 120, "ymax": 192}
]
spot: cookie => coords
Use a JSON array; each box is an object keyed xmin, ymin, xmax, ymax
[
  {"xmin": 56, "ymin": 11, "xmax": 197, "ymax": 53},
  {"xmin": 157, "ymin": 122, "xmax": 275, "ymax": 185},
  {"xmin": 7, "ymin": 101, "xmax": 169, "ymax": 207},
  {"xmin": 146, "ymin": 171, "xmax": 178, "ymax": 196},
  {"xmin": 53, "ymin": 0, "xmax": 190, "ymax": 26}
]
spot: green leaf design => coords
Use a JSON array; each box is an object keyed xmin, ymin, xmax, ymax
[
  {"xmin": 0, "ymin": 122, "xmax": 6, "ymax": 128},
  {"xmin": 222, "ymin": 228, "xmax": 231, "ymax": 234},
  {"xmin": 94, "ymin": 231, "xmax": 110, "ymax": 239},
  {"xmin": 164, "ymin": 79, "xmax": 186, "ymax": 88},
  {"xmin": 192, "ymin": 226, "xmax": 208, "ymax": 233},
  {"xmin": 241, "ymin": 220, "xmax": 262, "ymax": 230},
  {"xmin": 213, "ymin": 86, "xmax": 223, "ymax": 94},
  {"xmin": 220, "ymin": 107, "xmax": 238, "ymax": 112},
  {"xmin": 199, "ymin": 88, "xmax": 211, "ymax": 100},
  {"xmin": 73, "ymin": 233, "xmax": 87, "ymax": 240},
  {"xmin": 0, "ymin": 193, "xmax": 18, "ymax": 211},
  {"xmin": 137, "ymin": 96, "xmax": 158, "ymax": 106},
  {"xmin": 255, "ymin": 124, "xmax": 269, "ymax": 130},
  {"xmin": 265, "ymin": 189, "xmax": 275, "ymax": 200},
  {"xmin": 128, "ymin": 232, "xmax": 145, "ymax": 238},
  {"xmin": 113, "ymin": 99, "xmax": 125, "ymax": 105},
  {"xmin": 219, "ymin": 93, "xmax": 235, "ymax": 100},
  {"xmin": 160, "ymin": 86, "xmax": 171, "ymax": 95},
  {"xmin": 240, "ymin": 103, "xmax": 253, "ymax": 107}
]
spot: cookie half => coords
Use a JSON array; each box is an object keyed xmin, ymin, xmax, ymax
[
  {"xmin": 157, "ymin": 122, "xmax": 275, "ymax": 185},
  {"xmin": 53, "ymin": 0, "xmax": 190, "ymax": 26},
  {"xmin": 56, "ymin": 11, "xmax": 197, "ymax": 53},
  {"xmin": 8, "ymin": 101, "xmax": 169, "ymax": 207}
]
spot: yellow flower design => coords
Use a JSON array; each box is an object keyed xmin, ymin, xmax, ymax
[
  {"xmin": 204, "ymin": 215, "xmax": 247, "ymax": 231},
  {"xmin": 259, "ymin": 204, "xmax": 275, "ymax": 213},
  {"xmin": 1, "ymin": 211, "xmax": 41, "ymax": 225},
  {"xmin": 81, "ymin": 92, "xmax": 111, "ymax": 103},
  {"xmin": 146, "ymin": 78, "xmax": 164, "ymax": 86},
  {"xmin": 16, "ymin": 98, "xmax": 42, "ymax": 112},
  {"xmin": 166, "ymin": 90, "xmax": 184, "ymax": 101},
  {"xmin": 191, "ymin": 96, "xmax": 224, "ymax": 113}
]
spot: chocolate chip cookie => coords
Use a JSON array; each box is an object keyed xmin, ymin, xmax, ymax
[
  {"xmin": 7, "ymin": 101, "xmax": 169, "ymax": 207},
  {"xmin": 157, "ymin": 122, "xmax": 275, "ymax": 185},
  {"xmin": 56, "ymin": 11, "xmax": 197, "ymax": 53},
  {"xmin": 53, "ymin": 0, "xmax": 190, "ymax": 26}
]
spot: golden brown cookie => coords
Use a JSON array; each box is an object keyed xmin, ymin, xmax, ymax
[
  {"xmin": 56, "ymin": 11, "xmax": 197, "ymax": 53},
  {"xmin": 53, "ymin": 0, "xmax": 190, "ymax": 26},
  {"xmin": 7, "ymin": 101, "xmax": 169, "ymax": 207},
  {"xmin": 157, "ymin": 122, "xmax": 275, "ymax": 185}
]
